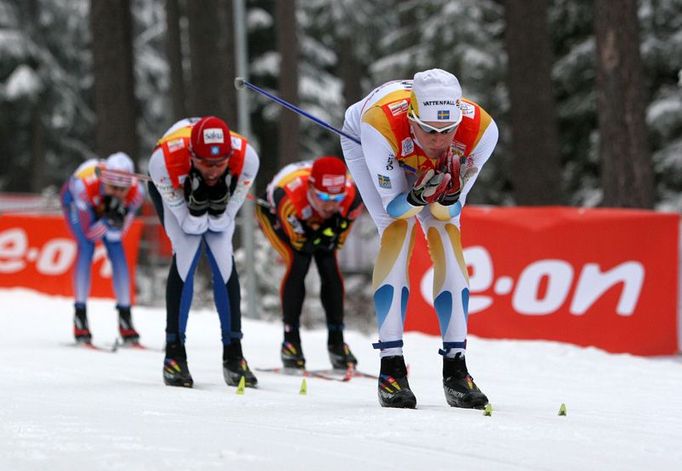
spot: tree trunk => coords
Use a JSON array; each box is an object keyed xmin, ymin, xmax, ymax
[
  {"xmin": 504, "ymin": 0, "xmax": 563, "ymax": 205},
  {"xmin": 166, "ymin": 0, "xmax": 186, "ymax": 121},
  {"xmin": 594, "ymin": 0, "xmax": 653, "ymax": 208},
  {"xmin": 186, "ymin": 0, "xmax": 234, "ymax": 121},
  {"xmin": 90, "ymin": 0, "xmax": 138, "ymax": 162},
  {"xmin": 221, "ymin": 0, "xmax": 237, "ymax": 126},
  {"xmin": 29, "ymin": 102, "xmax": 45, "ymax": 192},
  {"xmin": 339, "ymin": 36, "xmax": 363, "ymax": 108},
  {"xmin": 276, "ymin": 0, "xmax": 300, "ymax": 166}
]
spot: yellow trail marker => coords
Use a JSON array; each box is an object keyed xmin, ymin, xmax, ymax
[
  {"xmin": 299, "ymin": 378, "xmax": 308, "ymax": 395},
  {"xmin": 236, "ymin": 376, "xmax": 246, "ymax": 395},
  {"xmin": 483, "ymin": 404, "xmax": 493, "ymax": 416},
  {"xmin": 558, "ymin": 403, "xmax": 567, "ymax": 416}
]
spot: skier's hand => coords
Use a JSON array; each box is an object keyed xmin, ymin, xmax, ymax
[
  {"xmin": 103, "ymin": 195, "xmax": 127, "ymax": 229},
  {"xmin": 437, "ymin": 149, "xmax": 463, "ymax": 206},
  {"xmin": 183, "ymin": 167, "xmax": 209, "ymax": 216},
  {"xmin": 206, "ymin": 170, "xmax": 233, "ymax": 216},
  {"xmin": 406, "ymin": 169, "xmax": 451, "ymax": 206}
]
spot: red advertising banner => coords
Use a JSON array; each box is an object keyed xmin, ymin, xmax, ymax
[
  {"xmin": 0, "ymin": 214, "xmax": 143, "ymax": 301},
  {"xmin": 405, "ymin": 207, "xmax": 679, "ymax": 356}
]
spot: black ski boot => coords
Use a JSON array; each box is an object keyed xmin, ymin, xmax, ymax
[
  {"xmin": 378, "ymin": 355, "xmax": 417, "ymax": 409},
  {"xmin": 442, "ymin": 353, "xmax": 488, "ymax": 409},
  {"xmin": 328, "ymin": 343, "xmax": 358, "ymax": 370},
  {"xmin": 117, "ymin": 306, "xmax": 140, "ymax": 345},
  {"xmin": 163, "ymin": 342, "xmax": 193, "ymax": 388},
  {"xmin": 281, "ymin": 341, "xmax": 306, "ymax": 370},
  {"xmin": 222, "ymin": 341, "xmax": 258, "ymax": 388},
  {"xmin": 73, "ymin": 305, "xmax": 92, "ymax": 344}
]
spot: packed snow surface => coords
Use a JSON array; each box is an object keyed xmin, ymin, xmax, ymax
[{"xmin": 2, "ymin": 289, "xmax": 681, "ymax": 470}]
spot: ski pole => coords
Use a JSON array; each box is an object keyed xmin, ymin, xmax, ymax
[
  {"xmin": 234, "ymin": 77, "xmax": 361, "ymax": 145},
  {"xmin": 95, "ymin": 166, "xmax": 151, "ymax": 182},
  {"xmin": 246, "ymin": 193, "xmax": 271, "ymax": 208}
]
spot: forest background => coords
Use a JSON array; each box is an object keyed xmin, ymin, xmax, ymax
[{"xmin": 1, "ymin": 0, "xmax": 680, "ymax": 323}]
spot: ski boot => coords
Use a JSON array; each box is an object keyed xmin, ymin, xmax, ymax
[
  {"xmin": 328, "ymin": 343, "xmax": 358, "ymax": 370},
  {"xmin": 163, "ymin": 341, "xmax": 193, "ymax": 388},
  {"xmin": 281, "ymin": 341, "xmax": 306, "ymax": 370},
  {"xmin": 73, "ymin": 305, "xmax": 92, "ymax": 344},
  {"xmin": 442, "ymin": 353, "xmax": 488, "ymax": 409},
  {"xmin": 223, "ymin": 358, "xmax": 258, "ymax": 388},
  {"xmin": 117, "ymin": 306, "xmax": 140, "ymax": 345},
  {"xmin": 377, "ymin": 355, "xmax": 417, "ymax": 409},
  {"xmin": 222, "ymin": 341, "xmax": 258, "ymax": 388}
]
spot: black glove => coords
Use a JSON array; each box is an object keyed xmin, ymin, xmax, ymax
[
  {"xmin": 316, "ymin": 227, "xmax": 340, "ymax": 251},
  {"xmin": 207, "ymin": 170, "xmax": 233, "ymax": 216},
  {"xmin": 314, "ymin": 213, "xmax": 349, "ymax": 251},
  {"xmin": 103, "ymin": 195, "xmax": 127, "ymax": 229},
  {"xmin": 184, "ymin": 167, "xmax": 209, "ymax": 216}
]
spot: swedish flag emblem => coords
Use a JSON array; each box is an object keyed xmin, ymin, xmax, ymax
[{"xmin": 437, "ymin": 110, "xmax": 450, "ymax": 120}]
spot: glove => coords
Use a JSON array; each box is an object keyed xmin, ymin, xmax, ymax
[
  {"xmin": 184, "ymin": 167, "xmax": 209, "ymax": 216},
  {"xmin": 319, "ymin": 227, "xmax": 340, "ymax": 251},
  {"xmin": 438, "ymin": 151, "xmax": 463, "ymax": 206},
  {"xmin": 206, "ymin": 170, "xmax": 233, "ymax": 216},
  {"xmin": 406, "ymin": 169, "xmax": 451, "ymax": 206},
  {"xmin": 103, "ymin": 195, "xmax": 127, "ymax": 229}
]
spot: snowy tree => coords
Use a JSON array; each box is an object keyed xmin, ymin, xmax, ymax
[{"xmin": 0, "ymin": 0, "xmax": 94, "ymax": 192}]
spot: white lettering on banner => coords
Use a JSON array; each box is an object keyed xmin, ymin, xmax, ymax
[
  {"xmin": 512, "ymin": 260, "xmax": 574, "ymax": 315},
  {"xmin": 570, "ymin": 262, "xmax": 644, "ymax": 316},
  {"xmin": 36, "ymin": 239, "xmax": 77, "ymax": 275},
  {"xmin": 418, "ymin": 246, "xmax": 645, "ymax": 316},
  {"xmin": 0, "ymin": 228, "xmax": 28, "ymax": 273},
  {"xmin": 0, "ymin": 228, "xmax": 113, "ymax": 277},
  {"xmin": 464, "ymin": 246, "xmax": 493, "ymax": 312}
]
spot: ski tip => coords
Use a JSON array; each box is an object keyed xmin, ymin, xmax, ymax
[
  {"xmin": 483, "ymin": 403, "xmax": 493, "ymax": 416},
  {"xmin": 299, "ymin": 378, "xmax": 308, "ymax": 395},
  {"xmin": 558, "ymin": 403, "xmax": 567, "ymax": 416},
  {"xmin": 234, "ymin": 77, "xmax": 246, "ymax": 89}
]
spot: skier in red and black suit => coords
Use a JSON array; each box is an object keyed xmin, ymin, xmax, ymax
[{"xmin": 256, "ymin": 156, "xmax": 364, "ymax": 371}]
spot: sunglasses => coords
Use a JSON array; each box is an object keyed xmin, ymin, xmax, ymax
[
  {"xmin": 314, "ymin": 189, "xmax": 345, "ymax": 202},
  {"xmin": 408, "ymin": 111, "xmax": 461, "ymax": 135}
]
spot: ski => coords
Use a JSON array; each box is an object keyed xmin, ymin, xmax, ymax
[
  {"xmin": 256, "ymin": 366, "xmax": 349, "ymax": 382},
  {"xmin": 111, "ymin": 338, "xmax": 153, "ymax": 352},
  {"xmin": 66, "ymin": 341, "xmax": 117, "ymax": 353},
  {"xmin": 256, "ymin": 366, "xmax": 377, "ymax": 382},
  {"xmin": 66, "ymin": 339, "xmax": 154, "ymax": 353}
]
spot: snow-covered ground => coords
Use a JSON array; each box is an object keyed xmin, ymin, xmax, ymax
[{"xmin": 2, "ymin": 288, "xmax": 682, "ymax": 471}]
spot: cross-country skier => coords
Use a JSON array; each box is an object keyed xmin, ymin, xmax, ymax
[
  {"xmin": 340, "ymin": 69, "xmax": 498, "ymax": 409},
  {"xmin": 60, "ymin": 152, "xmax": 145, "ymax": 346},
  {"xmin": 256, "ymin": 156, "xmax": 364, "ymax": 371},
  {"xmin": 147, "ymin": 116, "xmax": 259, "ymax": 389}
]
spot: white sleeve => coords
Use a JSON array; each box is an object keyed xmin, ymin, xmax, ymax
[
  {"xmin": 208, "ymin": 143, "xmax": 260, "ymax": 232},
  {"xmin": 359, "ymin": 123, "xmax": 411, "ymax": 211},
  {"xmin": 148, "ymin": 148, "xmax": 208, "ymax": 235}
]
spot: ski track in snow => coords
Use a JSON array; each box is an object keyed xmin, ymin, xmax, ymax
[{"xmin": 1, "ymin": 288, "xmax": 681, "ymax": 470}]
